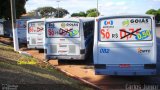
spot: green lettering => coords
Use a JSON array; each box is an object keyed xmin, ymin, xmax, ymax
[{"xmin": 137, "ymin": 34, "xmax": 142, "ymax": 40}]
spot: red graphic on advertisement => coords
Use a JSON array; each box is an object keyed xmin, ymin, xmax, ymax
[
  {"xmin": 120, "ymin": 28, "xmax": 141, "ymax": 40},
  {"xmin": 29, "ymin": 27, "xmax": 33, "ymax": 32},
  {"xmin": 59, "ymin": 28, "xmax": 73, "ymax": 36},
  {"xmin": 37, "ymin": 27, "xmax": 44, "ymax": 32},
  {"xmin": 100, "ymin": 29, "xmax": 110, "ymax": 39},
  {"xmin": 29, "ymin": 27, "xmax": 44, "ymax": 33},
  {"xmin": 48, "ymin": 29, "xmax": 54, "ymax": 36}
]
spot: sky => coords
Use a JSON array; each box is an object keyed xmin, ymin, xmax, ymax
[{"xmin": 25, "ymin": 0, "xmax": 160, "ymax": 16}]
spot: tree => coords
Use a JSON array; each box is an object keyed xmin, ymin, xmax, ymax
[
  {"xmin": 146, "ymin": 9, "xmax": 160, "ymax": 23},
  {"xmin": 71, "ymin": 13, "xmax": 79, "ymax": 17},
  {"xmin": 71, "ymin": 11, "xmax": 86, "ymax": 17},
  {"xmin": 71, "ymin": 8, "xmax": 100, "ymax": 17},
  {"xmin": 36, "ymin": 7, "xmax": 69, "ymax": 18},
  {"xmin": 37, "ymin": 7, "xmax": 56, "ymax": 18},
  {"xmin": 87, "ymin": 12, "xmax": 98, "ymax": 17},
  {"xmin": 0, "ymin": 0, "xmax": 27, "ymax": 19},
  {"xmin": 86, "ymin": 8, "xmax": 99, "ymax": 17},
  {"xmin": 55, "ymin": 8, "xmax": 69, "ymax": 18}
]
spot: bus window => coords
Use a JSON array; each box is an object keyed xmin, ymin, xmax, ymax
[
  {"xmin": 46, "ymin": 21, "xmax": 80, "ymax": 38},
  {"xmin": 99, "ymin": 18, "xmax": 152, "ymax": 41},
  {"xmin": 28, "ymin": 21, "xmax": 44, "ymax": 34}
]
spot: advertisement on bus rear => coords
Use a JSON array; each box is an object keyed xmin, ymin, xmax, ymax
[
  {"xmin": 28, "ymin": 21, "xmax": 44, "ymax": 34},
  {"xmin": 46, "ymin": 21, "xmax": 80, "ymax": 38},
  {"xmin": 99, "ymin": 18, "xmax": 152, "ymax": 41}
]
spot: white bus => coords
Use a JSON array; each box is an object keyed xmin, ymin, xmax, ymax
[
  {"xmin": 27, "ymin": 19, "xmax": 45, "ymax": 49},
  {"xmin": 0, "ymin": 19, "xmax": 4, "ymax": 35},
  {"xmin": 93, "ymin": 15, "xmax": 157, "ymax": 75},
  {"xmin": 16, "ymin": 19, "xmax": 28, "ymax": 43},
  {"xmin": 44, "ymin": 18, "xmax": 94, "ymax": 60}
]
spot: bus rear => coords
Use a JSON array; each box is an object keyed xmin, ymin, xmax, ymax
[
  {"xmin": 16, "ymin": 19, "xmax": 28, "ymax": 43},
  {"xmin": 93, "ymin": 15, "xmax": 157, "ymax": 75},
  {"xmin": 44, "ymin": 19, "xmax": 84, "ymax": 60},
  {"xmin": 27, "ymin": 19, "xmax": 45, "ymax": 49}
]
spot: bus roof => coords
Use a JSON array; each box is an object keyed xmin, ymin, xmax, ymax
[
  {"xmin": 46, "ymin": 17, "xmax": 94, "ymax": 23},
  {"xmin": 97, "ymin": 14, "xmax": 154, "ymax": 19},
  {"xmin": 27, "ymin": 18, "xmax": 45, "ymax": 23}
]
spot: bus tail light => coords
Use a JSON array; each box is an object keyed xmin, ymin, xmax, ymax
[{"xmin": 119, "ymin": 64, "xmax": 130, "ymax": 68}]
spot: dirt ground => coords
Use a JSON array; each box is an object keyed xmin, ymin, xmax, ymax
[{"xmin": 1, "ymin": 26, "xmax": 160, "ymax": 90}]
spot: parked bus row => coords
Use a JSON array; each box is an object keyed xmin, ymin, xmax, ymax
[{"xmin": 0, "ymin": 15, "xmax": 157, "ymax": 76}]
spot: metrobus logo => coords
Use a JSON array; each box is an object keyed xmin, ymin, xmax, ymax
[{"xmin": 104, "ymin": 20, "xmax": 113, "ymax": 25}]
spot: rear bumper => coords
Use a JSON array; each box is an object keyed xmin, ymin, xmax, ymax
[
  {"xmin": 94, "ymin": 65, "xmax": 157, "ymax": 76},
  {"xmin": 45, "ymin": 54, "xmax": 85, "ymax": 60},
  {"xmin": 95, "ymin": 69, "xmax": 156, "ymax": 76}
]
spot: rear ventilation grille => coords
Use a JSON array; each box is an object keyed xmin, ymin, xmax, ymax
[
  {"xmin": 69, "ymin": 45, "xmax": 76, "ymax": 54},
  {"xmin": 31, "ymin": 38, "xmax": 36, "ymax": 45},
  {"xmin": 50, "ymin": 45, "xmax": 57, "ymax": 53}
]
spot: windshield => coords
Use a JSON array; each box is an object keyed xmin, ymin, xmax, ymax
[
  {"xmin": 46, "ymin": 21, "xmax": 80, "ymax": 38},
  {"xmin": 28, "ymin": 21, "xmax": 44, "ymax": 34},
  {"xmin": 99, "ymin": 17, "xmax": 152, "ymax": 41}
]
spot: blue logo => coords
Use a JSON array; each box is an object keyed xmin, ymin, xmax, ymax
[
  {"xmin": 104, "ymin": 20, "xmax": 113, "ymax": 25},
  {"xmin": 100, "ymin": 48, "xmax": 110, "ymax": 53}
]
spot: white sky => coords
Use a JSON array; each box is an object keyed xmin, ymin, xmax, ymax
[{"xmin": 25, "ymin": 0, "xmax": 160, "ymax": 16}]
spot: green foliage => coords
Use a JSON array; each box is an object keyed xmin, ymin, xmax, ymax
[
  {"xmin": 54, "ymin": 8, "xmax": 69, "ymax": 18},
  {"xmin": 37, "ymin": 7, "xmax": 56, "ymax": 18},
  {"xmin": 71, "ymin": 12, "xmax": 86, "ymax": 17},
  {"xmin": 87, "ymin": 12, "xmax": 98, "ymax": 17},
  {"xmin": 0, "ymin": 0, "xmax": 27, "ymax": 19},
  {"xmin": 146, "ymin": 9, "xmax": 160, "ymax": 23},
  {"xmin": 35, "ymin": 7, "xmax": 69, "ymax": 18},
  {"xmin": 71, "ymin": 8, "xmax": 100, "ymax": 17},
  {"xmin": 86, "ymin": 8, "xmax": 97, "ymax": 15}
]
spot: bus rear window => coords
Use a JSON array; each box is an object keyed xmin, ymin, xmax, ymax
[
  {"xmin": 28, "ymin": 21, "xmax": 44, "ymax": 34},
  {"xmin": 99, "ymin": 18, "xmax": 152, "ymax": 41},
  {"xmin": 46, "ymin": 21, "xmax": 80, "ymax": 38}
]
